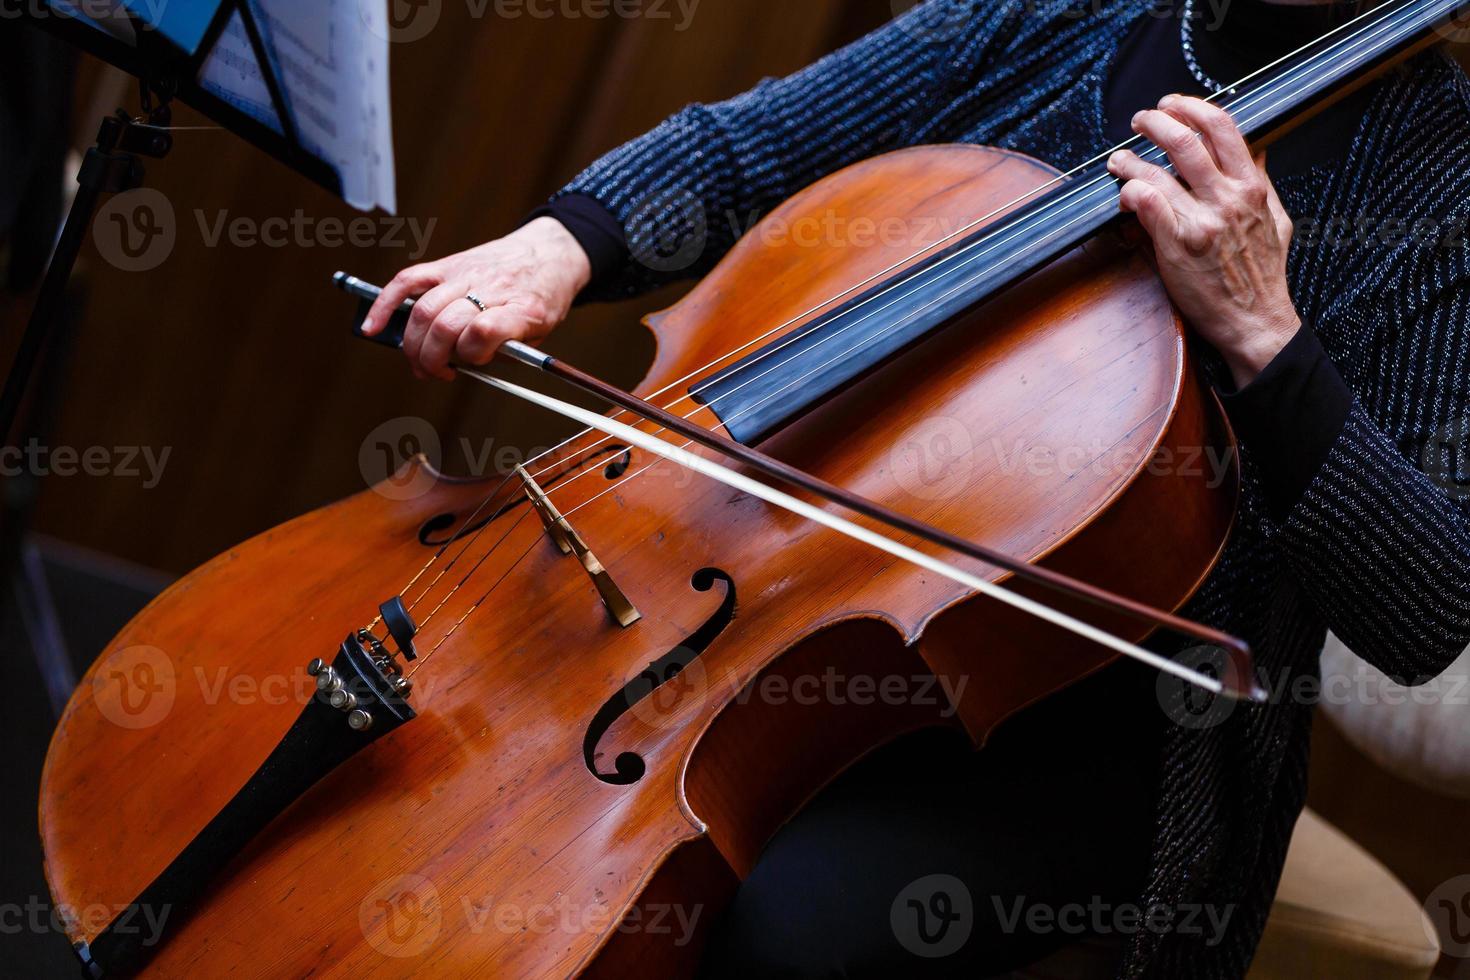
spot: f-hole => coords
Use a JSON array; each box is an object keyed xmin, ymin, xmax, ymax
[
  {"xmin": 583, "ymin": 567, "xmax": 736, "ymax": 785},
  {"xmin": 604, "ymin": 449, "xmax": 632, "ymax": 479},
  {"xmin": 417, "ymin": 445, "xmax": 631, "ymax": 546}
]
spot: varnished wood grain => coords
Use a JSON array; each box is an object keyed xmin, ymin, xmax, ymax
[{"xmin": 40, "ymin": 145, "xmax": 1236, "ymax": 977}]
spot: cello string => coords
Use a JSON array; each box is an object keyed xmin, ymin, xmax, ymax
[
  {"xmin": 543, "ymin": 14, "xmax": 1419, "ymax": 527},
  {"xmin": 412, "ymin": 398, "xmax": 1232, "ymax": 697},
  {"xmin": 408, "ymin": 530, "xmax": 550, "ymax": 678},
  {"xmin": 522, "ymin": 0, "xmax": 1415, "ymax": 519},
  {"xmin": 413, "ymin": 502, "xmax": 541, "ymax": 630},
  {"xmin": 455, "ymin": 0, "xmax": 1420, "ymax": 615},
  {"xmin": 408, "ymin": 12, "xmax": 1401, "ymax": 626},
  {"xmin": 389, "ymin": 0, "xmax": 1419, "ymax": 624},
  {"xmin": 446, "ymin": 0, "xmax": 1403, "ymax": 524},
  {"xmin": 394, "ymin": 440, "xmax": 638, "ymax": 617},
  {"xmin": 661, "ymin": 0, "xmax": 1410, "ymax": 409},
  {"xmin": 400, "ymin": 471, "xmax": 521, "ymax": 616},
  {"xmin": 680, "ymin": 0, "xmax": 1427, "ymax": 429},
  {"xmin": 401, "ymin": 0, "xmax": 1426, "ymax": 663},
  {"xmin": 498, "ymin": 0, "xmax": 1408, "ymax": 487},
  {"xmin": 462, "ymin": 368, "xmax": 1247, "ymax": 699},
  {"xmin": 391, "ymin": 440, "xmax": 634, "ymax": 619}
]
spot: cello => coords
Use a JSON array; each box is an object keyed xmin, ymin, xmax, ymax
[{"xmin": 37, "ymin": 0, "xmax": 1465, "ymax": 974}]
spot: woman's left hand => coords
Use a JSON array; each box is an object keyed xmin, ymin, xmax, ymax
[{"xmin": 1107, "ymin": 94, "xmax": 1301, "ymax": 388}]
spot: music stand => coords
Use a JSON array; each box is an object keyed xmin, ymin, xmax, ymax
[{"xmin": 2, "ymin": 0, "xmax": 386, "ymax": 705}]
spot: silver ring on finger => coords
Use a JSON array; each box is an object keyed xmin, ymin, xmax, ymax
[{"xmin": 464, "ymin": 292, "xmax": 488, "ymax": 313}]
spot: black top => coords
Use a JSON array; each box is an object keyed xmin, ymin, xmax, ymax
[
  {"xmin": 1103, "ymin": 0, "xmax": 1369, "ymax": 159},
  {"xmin": 532, "ymin": 0, "xmax": 1366, "ymax": 515}
]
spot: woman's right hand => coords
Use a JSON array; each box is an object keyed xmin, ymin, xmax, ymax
[{"xmin": 362, "ymin": 216, "xmax": 593, "ymax": 380}]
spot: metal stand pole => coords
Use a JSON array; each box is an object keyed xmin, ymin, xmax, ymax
[{"xmin": 0, "ymin": 107, "xmax": 171, "ymax": 694}]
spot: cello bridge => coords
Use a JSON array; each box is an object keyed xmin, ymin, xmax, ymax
[{"xmin": 515, "ymin": 464, "xmax": 641, "ymax": 628}]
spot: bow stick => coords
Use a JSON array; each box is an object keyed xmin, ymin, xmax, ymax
[{"xmin": 335, "ymin": 272, "xmax": 1265, "ymax": 702}]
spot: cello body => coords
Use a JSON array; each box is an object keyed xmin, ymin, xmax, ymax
[{"xmin": 39, "ymin": 144, "xmax": 1236, "ymax": 977}]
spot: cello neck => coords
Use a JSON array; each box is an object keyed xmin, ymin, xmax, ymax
[
  {"xmin": 693, "ymin": 0, "xmax": 1465, "ymax": 446},
  {"xmin": 1222, "ymin": 0, "xmax": 1464, "ymax": 144}
]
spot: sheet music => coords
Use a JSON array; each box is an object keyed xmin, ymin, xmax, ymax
[{"xmin": 198, "ymin": 0, "xmax": 397, "ymax": 212}]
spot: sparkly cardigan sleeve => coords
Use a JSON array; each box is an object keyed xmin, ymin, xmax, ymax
[
  {"xmin": 551, "ymin": 2, "xmax": 989, "ymax": 301},
  {"xmin": 1276, "ymin": 280, "xmax": 1470, "ymax": 685}
]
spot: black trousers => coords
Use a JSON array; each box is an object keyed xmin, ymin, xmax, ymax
[{"xmin": 699, "ymin": 663, "xmax": 1163, "ymax": 979}]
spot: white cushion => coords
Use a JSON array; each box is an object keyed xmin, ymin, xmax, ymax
[{"xmin": 1318, "ymin": 636, "xmax": 1470, "ymax": 800}]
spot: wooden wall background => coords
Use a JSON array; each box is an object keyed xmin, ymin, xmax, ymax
[{"xmin": 18, "ymin": 0, "xmax": 893, "ymax": 574}]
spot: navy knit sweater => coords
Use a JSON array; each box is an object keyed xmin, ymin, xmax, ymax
[{"xmin": 550, "ymin": 1, "xmax": 1470, "ymax": 975}]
